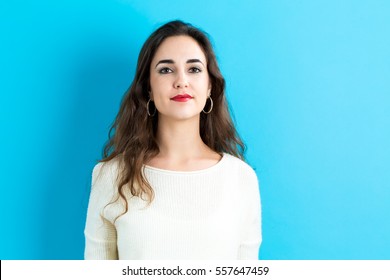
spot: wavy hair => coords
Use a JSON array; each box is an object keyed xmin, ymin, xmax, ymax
[{"xmin": 100, "ymin": 20, "xmax": 245, "ymax": 215}]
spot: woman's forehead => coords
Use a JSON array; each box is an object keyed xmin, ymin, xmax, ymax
[{"xmin": 152, "ymin": 35, "xmax": 207, "ymax": 63}]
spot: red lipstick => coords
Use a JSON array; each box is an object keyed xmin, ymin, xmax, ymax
[{"xmin": 170, "ymin": 94, "xmax": 193, "ymax": 102}]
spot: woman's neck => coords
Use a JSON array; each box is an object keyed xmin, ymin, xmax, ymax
[
  {"xmin": 147, "ymin": 116, "xmax": 222, "ymax": 171},
  {"xmin": 156, "ymin": 116, "xmax": 208, "ymax": 160}
]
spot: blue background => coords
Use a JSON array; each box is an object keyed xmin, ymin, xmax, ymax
[{"xmin": 1, "ymin": 0, "xmax": 389, "ymax": 259}]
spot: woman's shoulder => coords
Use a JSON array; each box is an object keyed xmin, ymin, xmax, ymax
[
  {"xmin": 222, "ymin": 153, "xmax": 257, "ymax": 177},
  {"xmin": 91, "ymin": 156, "xmax": 123, "ymax": 185},
  {"xmin": 222, "ymin": 153, "xmax": 260, "ymax": 198}
]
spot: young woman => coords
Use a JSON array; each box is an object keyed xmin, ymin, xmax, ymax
[{"xmin": 84, "ymin": 20, "xmax": 261, "ymax": 260}]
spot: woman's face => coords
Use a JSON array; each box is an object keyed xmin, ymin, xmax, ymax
[{"xmin": 149, "ymin": 35, "xmax": 211, "ymax": 122}]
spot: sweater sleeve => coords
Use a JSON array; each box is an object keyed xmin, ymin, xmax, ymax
[
  {"xmin": 84, "ymin": 162, "xmax": 119, "ymax": 260},
  {"xmin": 237, "ymin": 169, "xmax": 262, "ymax": 260}
]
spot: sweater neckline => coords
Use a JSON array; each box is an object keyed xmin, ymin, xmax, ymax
[{"xmin": 143, "ymin": 153, "xmax": 228, "ymax": 175}]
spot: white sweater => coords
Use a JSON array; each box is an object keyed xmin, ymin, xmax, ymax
[{"xmin": 84, "ymin": 153, "xmax": 261, "ymax": 260}]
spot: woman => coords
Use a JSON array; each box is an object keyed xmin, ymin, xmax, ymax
[{"xmin": 84, "ymin": 20, "xmax": 261, "ymax": 260}]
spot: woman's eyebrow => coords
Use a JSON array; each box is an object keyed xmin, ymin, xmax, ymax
[
  {"xmin": 155, "ymin": 59, "xmax": 174, "ymax": 68},
  {"xmin": 155, "ymin": 58, "xmax": 205, "ymax": 68},
  {"xmin": 186, "ymin": 59, "xmax": 205, "ymax": 66}
]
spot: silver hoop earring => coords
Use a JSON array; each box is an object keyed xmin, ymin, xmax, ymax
[
  {"xmin": 202, "ymin": 96, "xmax": 213, "ymax": 114},
  {"xmin": 147, "ymin": 99, "xmax": 156, "ymax": 117}
]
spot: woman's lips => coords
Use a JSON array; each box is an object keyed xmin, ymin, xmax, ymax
[{"xmin": 170, "ymin": 94, "xmax": 193, "ymax": 102}]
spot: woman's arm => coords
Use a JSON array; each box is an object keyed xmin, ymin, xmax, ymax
[
  {"xmin": 84, "ymin": 162, "xmax": 119, "ymax": 260},
  {"xmin": 238, "ymin": 169, "xmax": 262, "ymax": 260}
]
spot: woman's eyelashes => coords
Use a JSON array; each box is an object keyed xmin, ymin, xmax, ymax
[
  {"xmin": 188, "ymin": 67, "xmax": 202, "ymax": 73},
  {"xmin": 158, "ymin": 67, "xmax": 173, "ymax": 74},
  {"xmin": 157, "ymin": 66, "xmax": 202, "ymax": 74}
]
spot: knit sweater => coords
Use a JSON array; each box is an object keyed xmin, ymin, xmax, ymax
[{"xmin": 84, "ymin": 153, "xmax": 261, "ymax": 260}]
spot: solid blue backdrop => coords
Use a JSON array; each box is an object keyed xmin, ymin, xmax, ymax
[{"xmin": 1, "ymin": 0, "xmax": 389, "ymax": 259}]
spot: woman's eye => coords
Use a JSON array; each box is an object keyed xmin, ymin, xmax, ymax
[
  {"xmin": 158, "ymin": 67, "xmax": 172, "ymax": 74},
  {"xmin": 189, "ymin": 67, "xmax": 202, "ymax": 73}
]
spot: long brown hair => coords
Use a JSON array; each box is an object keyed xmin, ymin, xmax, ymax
[{"xmin": 101, "ymin": 20, "xmax": 245, "ymax": 214}]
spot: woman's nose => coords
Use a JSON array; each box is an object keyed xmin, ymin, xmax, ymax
[{"xmin": 173, "ymin": 71, "xmax": 189, "ymax": 89}]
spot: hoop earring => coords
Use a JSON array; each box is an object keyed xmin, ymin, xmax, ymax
[
  {"xmin": 147, "ymin": 99, "xmax": 156, "ymax": 117},
  {"xmin": 202, "ymin": 96, "xmax": 213, "ymax": 114}
]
